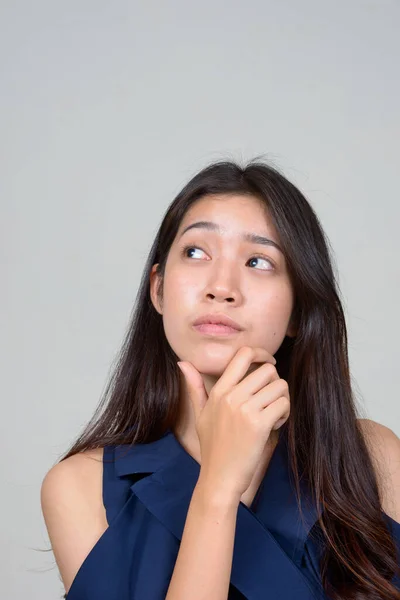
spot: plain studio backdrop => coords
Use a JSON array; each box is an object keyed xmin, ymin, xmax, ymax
[{"xmin": 1, "ymin": 1, "xmax": 399, "ymax": 598}]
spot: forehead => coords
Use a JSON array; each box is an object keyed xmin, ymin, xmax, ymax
[{"xmin": 180, "ymin": 193, "xmax": 273, "ymax": 229}]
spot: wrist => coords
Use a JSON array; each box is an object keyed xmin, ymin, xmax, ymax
[{"xmin": 195, "ymin": 474, "xmax": 242, "ymax": 509}]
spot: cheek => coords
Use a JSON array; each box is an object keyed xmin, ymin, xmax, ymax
[
  {"xmin": 249, "ymin": 291, "xmax": 293, "ymax": 340},
  {"xmin": 164, "ymin": 270, "xmax": 197, "ymax": 308},
  {"xmin": 161, "ymin": 270, "xmax": 197, "ymax": 336},
  {"xmin": 260, "ymin": 293, "xmax": 293, "ymax": 319}
]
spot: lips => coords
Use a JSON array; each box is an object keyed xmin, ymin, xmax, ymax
[{"xmin": 192, "ymin": 313, "xmax": 243, "ymax": 331}]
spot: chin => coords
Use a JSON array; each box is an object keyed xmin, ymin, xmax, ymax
[
  {"xmin": 199, "ymin": 366, "xmax": 224, "ymax": 377},
  {"xmin": 179, "ymin": 343, "xmax": 244, "ymax": 375},
  {"xmin": 190, "ymin": 357, "xmax": 231, "ymax": 377}
]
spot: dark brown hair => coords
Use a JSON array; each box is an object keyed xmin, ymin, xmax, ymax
[{"xmin": 55, "ymin": 158, "xmax": 400, "ymax": 598}]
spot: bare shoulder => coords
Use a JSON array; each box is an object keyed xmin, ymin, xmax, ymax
[
  {"xmin": 40, "ymin": 447, "xmax": 108, "ymax": 594},
  {"xmin": 357, "ymin": 418, "xmax": 400, "ymax": 522}
]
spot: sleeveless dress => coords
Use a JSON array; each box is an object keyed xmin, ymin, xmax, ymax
[{"xmin": 65, "ymin": 428, "xmax": 400, "ymax": 599}]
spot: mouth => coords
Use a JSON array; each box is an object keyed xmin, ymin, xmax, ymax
[
  {"xmin": 192, "ymin": 323, "xmax": 241, "ymax": 336},
  {"xmin": 192, "ymin": 312, "xmax": 244, "ymax": 333}
]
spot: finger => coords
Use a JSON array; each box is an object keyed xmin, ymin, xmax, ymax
[
  {"xmin": 214, "ymin": 346, "xmax": 276, "ymax": 397},
  {"xmin": 261, "ymin": 396, "xmax": 291, "ymax": 431},
  {"xmin": 233, "ymin": 362, "xmax": 280, "ymax": 402},
  {"xmin": 177, "ymin": 362, "xmax": 209, "ymax": 421},
  {"xmin": 251, "ymin": 378, "xmax": 289, "ymax": 411}
]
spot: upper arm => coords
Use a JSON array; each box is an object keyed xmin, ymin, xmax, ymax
[
  {"xmin": 358, "ymin": 418, "xmax": 400, "ymax": 523},
  {"xmin": 40, "ymin": 448, "xmax": 108, "ymax": 595}
]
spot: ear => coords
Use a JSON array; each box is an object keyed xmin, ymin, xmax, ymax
[{"xmin": 149, "ymin": 264, "xmax": 163, "ymax": 315}]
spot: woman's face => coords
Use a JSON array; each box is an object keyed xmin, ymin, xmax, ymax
[{"xmin": 150, "ymin": 193, "xmax": 296, "ymax": 393}]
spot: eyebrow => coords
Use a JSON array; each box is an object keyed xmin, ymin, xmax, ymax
[{"xmin": 179, "ymin": 220, "xmax": 283, "ymax": 254}]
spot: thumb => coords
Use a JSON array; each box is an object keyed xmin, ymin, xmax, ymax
[{"xmin": 177, "ymin": 361, "xmax": 208, "ymax": 422}]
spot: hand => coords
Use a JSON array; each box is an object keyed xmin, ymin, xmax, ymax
[{"xmin": 177, "ymin": 346, "xmax": 291, "ymax": 500}]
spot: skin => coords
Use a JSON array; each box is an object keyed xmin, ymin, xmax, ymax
[{"xmin": 150, "ymin": 193, "xmax": 297, "ymax": 463}]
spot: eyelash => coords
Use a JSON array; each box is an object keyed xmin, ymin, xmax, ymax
[{"xmin": 179, "ymin": 244, "xmax": 276, "ymax": 271}]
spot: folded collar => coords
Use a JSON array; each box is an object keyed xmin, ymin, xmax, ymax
[{"xmin": 114, "ymin": 428, "xmax": 322, "ymax": 599}]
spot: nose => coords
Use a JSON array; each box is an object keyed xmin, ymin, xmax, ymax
[
  {"xmin": 204, "ymin": 264, "xmax": 242, "ymax": 304},
  {"xmin": 206, "ymin": 290, "xmax": 235, "ymax": 303}
]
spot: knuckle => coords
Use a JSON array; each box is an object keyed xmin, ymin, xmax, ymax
[
  {"xmin": 252, "ymin": 415, "xmax": 264, "ymax": 432},
  {"xmin": 279, "ymin": 379, "xmax": 289, "ymax": 392},
  {"xmin": 223, "ymin": 391, "xmax": 234, "ymax": 405},
  {"xmin": 240, "ymin": 404, "xmax": 261, "ymax": 429},
  {"xmin": 263, "ymin": 362, "xmax": 277, "ymax": 376},
  {"xmin": 280, "ymin": 397, "xmax": 291, "ymax": 411},
  {"xmin": 239, "ymin": 401, "xmax": 251, "ymax": 415}
]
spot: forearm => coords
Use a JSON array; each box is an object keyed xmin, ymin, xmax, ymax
[{"xmin": 165, "ymin": 477, "xmax": 240, "ymax": 600}]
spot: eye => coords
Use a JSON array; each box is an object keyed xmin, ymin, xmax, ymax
[
  {"xmin": 180, "ymin": 245, "xmax": 206, "ymax": 260},
  {"xmin": 247, "ymin": 255, "xmax": 275, "ymax": 271},
  {"xmin": 179, "ymin": 245, "xmax": 275, "ymax": 271}
]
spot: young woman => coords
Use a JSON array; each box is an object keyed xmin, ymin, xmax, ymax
[{"xmin": 41, "ymin": 159, "xmax": 400, "ymax": 600}]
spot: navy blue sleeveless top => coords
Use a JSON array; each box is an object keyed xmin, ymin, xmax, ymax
[{"xmin": 65, "ymin": 428, "xmax": 400, "ymax": 599}]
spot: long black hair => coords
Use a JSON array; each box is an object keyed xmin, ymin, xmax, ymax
[{"xmin": 57, "ymin": 158, "xmax": 400, "ymax": 599}]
